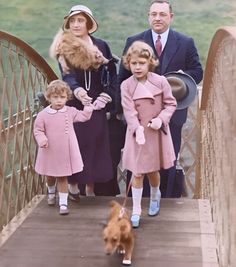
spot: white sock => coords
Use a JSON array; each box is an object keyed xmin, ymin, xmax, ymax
[
  {"xmin": 59, "ymin": 192, "xmax": 68, "ymax": 208},
  {"xmin": 131, "ymin": 187, "xmax": 143, "ymax": 215},
  {"xmin": 47, "ymin": 185, "xmax": 56, "ymax": 194},
  {"xmin": 150, "ymin": 186, "xmax": 161, "ymax": 201},
  {"xmin": 68, "ymin": 184, "xmax": 80, "ymax": 194}
]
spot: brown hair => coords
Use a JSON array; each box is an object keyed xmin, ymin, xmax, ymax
[
  {"xmin": 64, "ymin": 12, "xmax": 93, "ymax": 32},
  {"xmin": 149, "ymin": 0, "xmax": 173, "ymax": 13},
  {"xmin": 45, "ymin": 79, "xmax": 72, "ymax": 100},
  {"xmin": 122, "ymin": 41, "xmax": 158, "ymax": 71}
]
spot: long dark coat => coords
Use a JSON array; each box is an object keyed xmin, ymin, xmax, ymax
[{"xmin": 60, "ymin": 35, "xmax": 119, "ymax": 195}]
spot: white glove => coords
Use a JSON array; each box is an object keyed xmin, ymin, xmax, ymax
[
  {"xmin": 99, "ymin": 92, "xmax": 112, "ymax": 103},
  {"xmin": 93, "ymin": 96, "xmax": 106, "ymax": 110},
  {"xmin": 147, "ymin": 117, "xmax": 162, "ymax": 130},
  {"xmin": 135, "ymin": 126, "xmax": 145, "ymax": 145},
  {"xmin": 93, "ymin": 92, "xmax": 112, "ymax": 110},
  {"xmin": 74, "ymin": 87, "xmax": 92, "ymax": 106}
]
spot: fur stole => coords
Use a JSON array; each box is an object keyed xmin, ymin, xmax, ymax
[{"xmin": 49, "ymin": 29, "xmax": 109, "ymax": 70}]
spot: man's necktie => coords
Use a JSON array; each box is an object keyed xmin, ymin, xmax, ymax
[{"xmin": 155, "ymin": 35, "xmax": 162, "ymax": 57}]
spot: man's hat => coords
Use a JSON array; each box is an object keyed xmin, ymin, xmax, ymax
[
  {"xmin": 63, "ymin": 5, "xmax": 98, "ymax": 34},
  {"xmin": 164, "ymin": 71, "xmax": 197, "ymax": 110}
]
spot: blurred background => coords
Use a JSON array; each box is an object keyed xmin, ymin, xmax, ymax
[{"xmin": 0, "ymin": 0, "xmax": 235, "ymax": 75}]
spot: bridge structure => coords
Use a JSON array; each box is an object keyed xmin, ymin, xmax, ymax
[{"xmin": 0, "ymin": 27, "xmax": 236, "ymax": 267}]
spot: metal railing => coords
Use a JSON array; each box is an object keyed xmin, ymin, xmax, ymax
[{"xmin": 0, "ymin": 30, "xmax": 57, "ymax": 230}]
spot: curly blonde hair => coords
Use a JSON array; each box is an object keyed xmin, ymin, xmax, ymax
[
  {"xmin": 122, "ymin": 41, "xmax": 158, "ymax": 71},
  {"xmin": 45, "ymin": 79, "xmax": 72, "ymax": 100}
]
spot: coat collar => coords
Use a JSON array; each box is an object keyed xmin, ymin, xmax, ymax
[
  {"xmin": 45, "ymin": 105, "xmax": 67, "ymax": 114},
  {"xmin": 130, "ymin": 73, "xmax": 162, "ymax": 100}
]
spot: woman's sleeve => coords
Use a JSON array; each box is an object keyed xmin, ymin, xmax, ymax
[{"xmin": 59, "ymin": 63, "xmax": 80, "ymax": 92}]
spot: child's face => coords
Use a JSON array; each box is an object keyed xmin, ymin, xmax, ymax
[
  {"xmin": 48, "ymin": 92, "xmax": 68, "ymax": 110},
  {"xmin": 129, "ymin": 55, "xmax": 149, "ymax": 82}
]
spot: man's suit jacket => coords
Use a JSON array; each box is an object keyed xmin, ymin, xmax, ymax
[{"xmin": 118, "ymin": 28, "xmax": 203, "ymax": 126}]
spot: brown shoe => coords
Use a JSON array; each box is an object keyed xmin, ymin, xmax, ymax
[{"xmin": 68, "ymin": 191, "xmax": 80, "ymax": 202}]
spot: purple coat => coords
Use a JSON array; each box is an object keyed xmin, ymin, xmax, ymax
[
  {"xmin": 121, "ymin": 72, "xmax": 177, "ymax": 174},
  {"xmin": 34, "ymin": 105, "xmax": 92, "ymax": 177}
]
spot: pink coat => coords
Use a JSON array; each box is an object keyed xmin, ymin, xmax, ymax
[
  {"xmin": 34, "ymin": 105, "xmax": 92, "ymax": 177},
  {"xmin": 121, "ymin": 72, "xmax": 177, "ymax": 174}
]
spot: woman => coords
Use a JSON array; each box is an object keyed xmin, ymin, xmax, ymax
[{"xmin": 51, "ymin": 5, "xmax": 120, "ymax": 197}]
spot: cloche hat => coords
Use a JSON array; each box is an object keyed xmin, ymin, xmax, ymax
[
  {"xmin": 63, "ymin": 5, "xmax": 98, "ymax": 33},
  {"xmin": 164, "ymin": 71, "xmax": 197, "ymax": 110}
]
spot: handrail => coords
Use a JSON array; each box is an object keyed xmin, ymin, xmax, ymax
[
  {"xmin": 0, "ymin": 30, "xmax": 58, "ymax": 82},
  {"xmin": 200, "ymin": 26, "xmax": 236, "ymax": 110},
  {"xmin": 199, "ymin": 26, "xmax": 236, "ymax": 267}
]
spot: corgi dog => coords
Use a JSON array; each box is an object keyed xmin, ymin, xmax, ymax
[{"xmin": 102, "ymin": 200, "xmax": 134, "ymax": 265}]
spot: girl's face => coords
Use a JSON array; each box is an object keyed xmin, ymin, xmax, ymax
[
  {"xmin": 69, "ymin": 13, "xmax": 88, "ymax": 37},
  {"xmin": 48, "ymin": 92, "xmax": 68, "ymax": 110},
  {"xmin": 129, "ymin": 55, "xmax": 149, "ymax": 82}
]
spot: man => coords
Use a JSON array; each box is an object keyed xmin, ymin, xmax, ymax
[{"xmin": 118, "ymin": 0, "xmax": 203, "ymax": 197}]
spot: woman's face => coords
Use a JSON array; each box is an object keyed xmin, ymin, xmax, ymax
[{"xmin": 69, "ymin": 13, "xmax": 89, "ymax": 37}]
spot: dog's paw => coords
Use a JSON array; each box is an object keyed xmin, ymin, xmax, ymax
[{"xmin": 122, "ymin": 259, "xmax": 131, "ymax": 265}]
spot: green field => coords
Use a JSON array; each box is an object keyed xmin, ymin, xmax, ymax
[{"xmin": 0, "ymin": 0, "xmax": 235, "ymax": 75}]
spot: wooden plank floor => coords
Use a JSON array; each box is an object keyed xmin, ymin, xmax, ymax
[{"xmin": 0, "ymin": 196, "xmax": 218, "ymax": 267}]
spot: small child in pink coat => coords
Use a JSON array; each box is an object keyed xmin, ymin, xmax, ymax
[
  {"xmin": 34, "ymin": 79, "xmax": 104, "ymax": 215},
  {"xmin": 121, "ymin": 41, "xmax": 177, "ymax": 227}
]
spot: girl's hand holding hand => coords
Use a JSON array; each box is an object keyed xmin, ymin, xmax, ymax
[
  {"xmin": 93, "ymin": 93, "xmax": 112, "ymax": 110},
  {"xmin": 147, "ymin": 117, "xmax": 162, "ymax": 130},
  {"xmin": 135, "ymin": 125, "xmax": 145, "ymax": 145},
  {"xmin": 39, "ymin": 139, "xmax": 48, "ymax": 148}
]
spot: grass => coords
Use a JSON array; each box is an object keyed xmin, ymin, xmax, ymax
[{"xmin": 0, "ymin": 0, "xmax": 235, "ymax": 75}]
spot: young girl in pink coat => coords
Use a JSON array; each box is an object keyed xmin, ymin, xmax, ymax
[
  {"xmin": 34, "ymin": 79, "xmax": 103, "ymax": 215},
  {"xmin": 121, "ymin": 41, "xmax": 177, "ymax": 227}
]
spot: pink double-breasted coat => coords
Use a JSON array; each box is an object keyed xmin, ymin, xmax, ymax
[
  {"xmin": 34, "ymin": 105, "xmax": 92, "ymax": 177},
  {"xmin": 121, "ymin": 72, "xmax": 177, "ymax": 175}
]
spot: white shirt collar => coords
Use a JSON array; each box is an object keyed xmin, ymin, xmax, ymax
[
  {"xmin": 45, "ymin": 105, "xmax": 67, "ymax": 114},
  {"xmin": 151, "ymin": 28, "xmax": 170, "ymax": 51}
]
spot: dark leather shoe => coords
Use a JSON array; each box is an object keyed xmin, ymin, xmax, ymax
[{"xmin": 68, "ymin": 191, "xmax": 80, "ymax": 202}]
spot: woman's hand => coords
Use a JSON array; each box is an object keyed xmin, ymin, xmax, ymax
[{"xmin": 74, "ymin": 87, "xmax": 93, "ymax": 106}]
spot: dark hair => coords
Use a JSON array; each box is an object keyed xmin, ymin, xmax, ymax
[
  {"xmin": 149, "ymin": 0, "xmax": 173, "ymax": 13},
  {"xmin": 82, "ymin": 12, "xmax": 93, "ymax": 32}
]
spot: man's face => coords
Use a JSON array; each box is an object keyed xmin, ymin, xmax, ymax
[{"xmin": 148, "ymin": 2, "xmax": 174, "ymax": 34}]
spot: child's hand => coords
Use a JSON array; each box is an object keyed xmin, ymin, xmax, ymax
[
  {"xmin": 93, "ymin": 93, "xmax": 112, "ymax": 110},
  {"xmin": 135, "ymin": 126, "xmax": 145, "ymax": 145},
  {"xmin": 147, "ymin": 117, "xmax": 162, "ymax": 130},
  {"xmin": 39, "ymin": 139, "xmax": 48, "ymax": 148}
]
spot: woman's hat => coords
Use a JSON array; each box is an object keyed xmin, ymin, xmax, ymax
[
  {"xmin": 63, "ymin": 5, "xmax": 98, "ymax": 33},
  {"xmin": 164, "ymin": 71, "xmax": 197, "ymax": 110}
]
